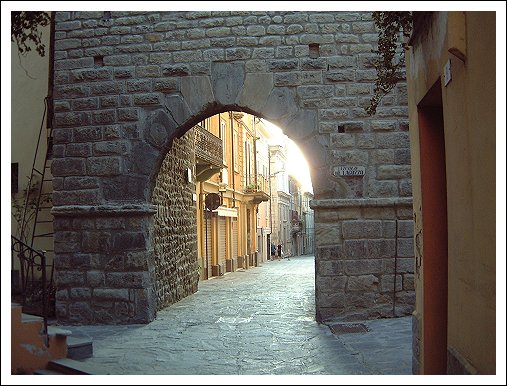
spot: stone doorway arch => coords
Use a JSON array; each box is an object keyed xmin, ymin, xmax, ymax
[{"xmin": 51, "ymin": 11, "xmax": 414, "ymax": 324}]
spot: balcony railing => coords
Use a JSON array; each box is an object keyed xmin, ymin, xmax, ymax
[
  {"xmin": 243, "ymin": 175, "xmax": 270, "ymax": 204},
  {"xmin": 194, "ymin": 124, "xmax": 223, "ymax": 166},
  {"xmin": 244, "ymin": 175, "xmax": 269, "ymax": 192},
  {"xmin": 194, "ymin": 124, "xmax": 224, "ymax": 182},
  {"xmin": 257, "ymin": 174, "xmax": 270, "ymax": 194},
  {"xmin": 291, "ymin": 210, "xmax": 302, "ymax": 233}
]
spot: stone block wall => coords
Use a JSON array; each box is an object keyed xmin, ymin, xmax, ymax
[
  {"xmin": 313, "ymin": 198, "xmax": 414, "ymax": 322},
  {"xmin": 51, "ymin": 10, "xmax": 414, "ymax": 324},
  {"xmin": 152, "ymin": 129, "xmax": 198, "ymax": 310},
  {"xmin": 53, "ymin": 209, "xmax": 156, "ymax": 324}
]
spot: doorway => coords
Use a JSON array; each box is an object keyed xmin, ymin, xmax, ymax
[{"xmin": 418, "ymin": 80, "xmax": 448, "ymax": 374}]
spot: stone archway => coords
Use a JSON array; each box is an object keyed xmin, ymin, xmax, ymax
[{"xmin": 51, "ymin": 11, "xmax": 414, "ymax": 324}]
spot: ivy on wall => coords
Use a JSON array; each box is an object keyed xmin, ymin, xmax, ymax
[
  {"xmin": 366, "ymin": 11, "xmax": 413, "ymax": 116},
  {"xmin": 11, "ymin": 11, "xmax": 50, "ymax": 56}
]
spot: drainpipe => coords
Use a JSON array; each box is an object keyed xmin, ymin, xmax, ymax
[
  {"xmin": 253, "ymin": 117, "xmax": 258, "ymax": 188},
  {"xmin": 229, "ymin": 111, "xmax": 236, "ymax": 208},
  {"xmin": 205, "ymin": 203, "xmax": 209, "ymax": 280},
  {"xmin": 253, "ymin": 117, "xmax": 259, "ymax": 256},
  {"xmin": 268, "ymin": 148, "xmax": 273, "ymax": 241}
]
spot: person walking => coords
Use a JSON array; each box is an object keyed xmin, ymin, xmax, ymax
[
  {"xmin": 277, "ymin": 244, "xmax": 282, "ymax": 260},
  {"xmin": 270, "ymin": 242, "xmax": 276, "ymax": 261}
]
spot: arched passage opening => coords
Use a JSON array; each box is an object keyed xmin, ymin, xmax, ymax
[{"xmin": 148, "ymin": 102, "xmax": 317, "ymax": 313}]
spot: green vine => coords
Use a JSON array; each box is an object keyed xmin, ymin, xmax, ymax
[
  {"xmin": 366, "ymin": 11, "xmax": 413, "ymax": 116},
  {"xmin": 11, "ymin": 11, "xmax": 51, "ymax": 57}
]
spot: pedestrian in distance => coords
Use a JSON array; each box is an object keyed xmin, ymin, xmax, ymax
[
  {"xmin": 270, "ymin": 242, "xmax": 276, "ymax": 260},
  {"xmin": 277, "ymin": 244, "xmax": 282, "ymax": 260}
]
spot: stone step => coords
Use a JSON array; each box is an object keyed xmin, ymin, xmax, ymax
[
  {"xmin": 47, "ymin": 358, "xmax": 95, "ymax": 375},
  {"xmin": 21, "ymin": 313, "xmax": 44, "ymax": 324},
  {"xmin": 66, "ymin": 337, "xmax": 93, "ymax": 360},
  {"xmin": 34, "ymin": 368, "xmax": 64, "ymax": 375},
  {"xmin": 47, "ymin": 325, "xmax": 72, "ymax": 337}
]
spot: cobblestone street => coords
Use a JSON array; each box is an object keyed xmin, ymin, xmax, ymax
[{"xmin": 59, "ymin": 255, "xmax": 412, "ymax": 376}]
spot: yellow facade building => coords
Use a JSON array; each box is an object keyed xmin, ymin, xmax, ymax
[
  {"xmin": 254, "ymin": 119, "xmax": 273, "ymax": 262},
  {"xmin": 406, "ymin": 11, "xmax": 496, "ymax": 374},
  {"xmin": 195, "ymin": 112, "xmax": 270, "ymax": 280}
]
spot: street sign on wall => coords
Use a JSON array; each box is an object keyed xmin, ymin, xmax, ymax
[
  {"xmin": 335, "ymin": 166, "xmax": 366, "ymax": 177},
  {"xmin": 205, "ymin": 193, "xmax": 221, "ymax": 210}
]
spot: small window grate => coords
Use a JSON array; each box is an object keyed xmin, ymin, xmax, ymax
[{"xmin": 309, "ymin": 43, "xmax": 320, "ymax": 59}]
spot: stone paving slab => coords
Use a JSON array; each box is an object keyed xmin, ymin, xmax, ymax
[{"xmin": 54, "ymin": 255, "xmax": 413, "ymax": 376}]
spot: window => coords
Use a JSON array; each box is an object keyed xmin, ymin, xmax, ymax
[
  {"xmin": 201, "ymin": 117, "xmax": 212, "ymax": 130},
  {"xmin": 221, "ymin": 168, "xmax": 228, "ymax": 185},
  {"xmin": 220, "ymin": 120, "xmax": 227, "ymax": 164},
  {"xmin": 245, "ymin": 140, "xmax": 251, "ymax": 185},
  {"xmin": 233, "ymin": 130, "xmax": 239, "ymax": 172}
]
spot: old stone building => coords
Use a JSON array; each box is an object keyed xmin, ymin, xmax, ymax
[
  {"xmin": 48, "ymin": 10, "xmax": 414, "ymax": 324},
  {"xmin": 288, "ymin": 175, "xmax": 302, "ymax": 257},
  {"xmin": 269, "ymin": 141, "xmax": 291, "ymax": 256},
  {"xmin": 152, "ymin": 129, "xmax": 198, "ymax": 310},
  {"xmin": 301, "ymin": 191, "xmax": 315, "ymax": 255}
]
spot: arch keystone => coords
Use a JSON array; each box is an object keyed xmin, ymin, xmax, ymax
[
  {"xmin": 211, "ymin": 62, "xmax": 245, "ymax": 106},
  {"xmin": 237, "ymin": 73, "xmax": 273, "ymax": 112}
]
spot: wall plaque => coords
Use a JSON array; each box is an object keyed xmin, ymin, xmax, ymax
[{"xmin": 337, "ymin": 166, "xmax": 365, "ymax": 177}]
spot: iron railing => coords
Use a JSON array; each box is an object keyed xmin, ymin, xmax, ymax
[
  {"xmin": 244, "ymin": 175, "xmax": 270, "ymax": 194},
  {"xmin": 194, "ymin": 124, "xmax": 223, "ymax": 166},
  {"xmin": 11, "ymin": 235, "xmax": 55, "ymax": 337}
]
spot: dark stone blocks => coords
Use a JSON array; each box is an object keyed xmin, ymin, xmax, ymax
[{"xmin": 103, "ymin": 175, "xmax": 149, "ymax": 201}]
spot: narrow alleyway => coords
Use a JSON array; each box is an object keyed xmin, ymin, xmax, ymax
[{"xmin": 58, "ymin": 255, "xmax": 412, "ymax": 375}]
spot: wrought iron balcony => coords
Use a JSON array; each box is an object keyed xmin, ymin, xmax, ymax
[
  {"xmin": 194, "ymin": 124, "xmax": 224, "ymax": 182},
  {"xmin": 291, "ymin": 221, "xmax": 302, "ymax": 234},
  {"xmin": 243, "ymin": 175, "xmax": 270, "ymax": 204},
  {"xmin": 291, "ymin": 210, "xmax": 302, "ymax": 233}
]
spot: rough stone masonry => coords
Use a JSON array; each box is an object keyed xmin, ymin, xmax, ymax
[{"xmin": 51, "ymin": 11, "xmax": 414, "ymax": 324}]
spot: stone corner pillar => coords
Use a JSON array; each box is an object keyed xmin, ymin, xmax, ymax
[
  {"xmin": 52, "ymin": 204, "xmax": 158, "ymax": 325},
  {"xmin": 311, "ymin": 197, "xmax": 414, "ymax": 323}
]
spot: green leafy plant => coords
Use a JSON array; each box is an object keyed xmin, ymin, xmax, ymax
[
  {"xmin": 366, "ymin": 11, "xmax": 413, "ymax": 116},
  {"xmin": 11, "ymin": 11, "xmax": 51, "ymax": 57},
  {"xmin": 245, "ymin": 183, "xmax": 259, "ymax": 192}
]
